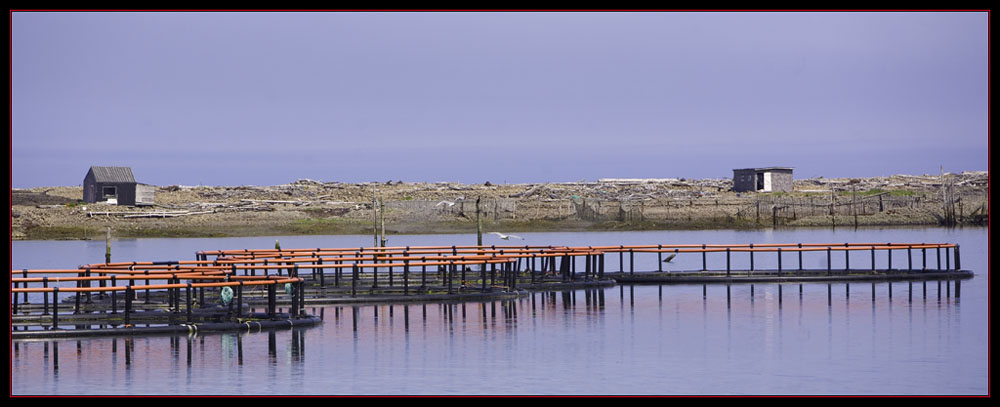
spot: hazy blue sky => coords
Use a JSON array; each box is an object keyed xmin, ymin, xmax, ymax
[{"xmin": 11, "ymin": 11, "xmax": 989, "ymax": 188}]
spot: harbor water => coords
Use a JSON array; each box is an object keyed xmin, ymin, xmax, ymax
[{"xmin": 10, "ymin": 227, "xmax": 989, "ymax": 395}]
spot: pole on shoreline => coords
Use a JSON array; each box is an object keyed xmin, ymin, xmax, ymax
[
  {"xmin": 372, "ymin": 185, "xmax": 378, "ymax": 248},
  {"xmin": 105, "ymin": 227, "xmax": 111, "ymax": 264},
  {"xmin": 476, "ymin": 197, "xmax": 482, "ymax": 246},
  {"xmin": 380, "ymin": 198, "xmax": 387, "ymax": 248}
]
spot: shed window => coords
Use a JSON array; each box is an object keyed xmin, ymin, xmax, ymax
[{"xmin": 102, "ymin": 186, "xmax": 117, "ymax": 199}]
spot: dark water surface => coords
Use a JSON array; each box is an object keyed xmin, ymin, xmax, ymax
[{"xmin": 10, "ymin": 228, "xmax": 989, "ymax": 395}]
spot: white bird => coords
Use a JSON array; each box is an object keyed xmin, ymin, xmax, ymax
[
  {"xmin": 490, "ymin": 232, "xmax": 523, "ymax": 240},
  {"xmin": 436, "ymin": 200, "xmax": 456, "ymax": 207}
]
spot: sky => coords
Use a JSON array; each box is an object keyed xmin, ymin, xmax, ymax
[{"xmin": 10, "ymin": 11, "xmax": 990, "ymax": 188}]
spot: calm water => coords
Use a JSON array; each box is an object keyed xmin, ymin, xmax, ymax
[{"xmin": 10, "ymin": 227, "xmax": 989, "ymax": 395}]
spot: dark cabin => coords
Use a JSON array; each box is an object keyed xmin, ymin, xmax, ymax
[
  {"xmin": 83, "ymin": 166, "xmax": 154, "ymax": 206},
  {"xmin": 732, "ymin": 167, "xmax": 794, "ymax": 193}
]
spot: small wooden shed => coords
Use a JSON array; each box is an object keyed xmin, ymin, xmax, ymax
[
  {"xmin": 83, "ymin": 166, "xmax": 155, "ymax": 206},
  {"xmin": 732, "ymin": 167, "xmax": 794, "ymax": 193}
]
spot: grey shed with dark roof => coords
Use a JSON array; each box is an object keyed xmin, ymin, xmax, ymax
[
  {"xmin": 83, "ymin": 166, "xmax": 154, "ymax": 206},
  {"xmin": 732, "ymin": 167, "xmax": 794, "ymax": 193}
]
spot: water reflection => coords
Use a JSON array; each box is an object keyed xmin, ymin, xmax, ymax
[{"xmin": 9, "ymin": 279, "xmax": 974, "ymax": 395}]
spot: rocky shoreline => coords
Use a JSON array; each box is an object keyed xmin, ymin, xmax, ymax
[{"xmin": 11, "ymin": 172, "xmax": 989, "ymax": 240}]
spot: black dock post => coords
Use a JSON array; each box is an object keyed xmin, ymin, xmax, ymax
[
  {"xmin": 955, "ymin": 245, "xmax": 961, "ymax": 270},
  {"xmin": 74, "ymin": 281, "xmax": 81, "ymax": 314},
  {"xmin": 827, "ymin": 248, "xmax": 832, "ymax": 276},
  {"xmin": 619, "ymin": 246, "xmax": 624, "ymax": 272},
  {"xmin": 42, "ymin": 277, "xmax": 49, "ymax": 315},
  {"xmin": 52, "ymin": 287, "xmax": 59, "ymax": 329},
  {"xmin": 352, "ymin": 264, "xmax": 358, "ymax": 298},
  {"xmin": 110, "ymin": 276, "xmax": 118, "ymax": 314},
  {"xmin": 403, "ymin": 260, "xmax": 410, "ymax": 296},
  {"xmin": 12, "ymin": 280, "xmax": 18, "ymax": 314},
  {"xmin": 482, "ymin": 260, "xmax": 488, "ymax": 292},
  {"xmin": 629, "ymin": 249, "xmax": 634, "ymax": 275},
  {"xmin": 845, "ymin": 243, "xmax": 850, "ymax": 271},
  {"xmin": 318, "ymin": 258, "xmax": 325, "ymax": 287},
  {"xmin": 798, "ymin": 243, "xmax": 803, "ymax": 270},
  {"xmin": 531, "ymin": 254, "xmax": 537, "ymax": 284},
  {"xmin": 186, "ymin": 283, "xmax": 193, "ymax": 323},
  {"xmin": 871, "ymin": 247, "xmax": 876, "ymax": 272},
  {"xmin": 726, "ymin": 248, "xmax": 731, "ymax": 276},
  {"xmin": 125, "ymin": 285, "xmax": 133, "ymax": 327},
  {"xmin": 421, "ymin": 257, "xmax": 427, "ymax": 291},
  {"xmin": 657, "ymin": 245, "xmax": 663, "ymax": 272},
  {"xmin": 22, "ymin": 269, "xmax": 29, "ymax": 304},
  {"xmin": 907, "ymin": 246, "xmax": 913, "ymax": 272},
  {"xmin": 702, "ymin": 244, "xmax": 707, "ymax": 271},
  {"xmin": 749, "ymin": 244, "xmax": 754, "ymax": 271},
  {"xmin": 511, "ymin": 261, "xmax": 517, "ymax": 290},
  {"xmin": 85, "ymin": 268, "xmax": 92, "ymax": 304},
  {"xmin": 267, "ymin": 283, "xmax": 276, "ymax": 319},
  {"xmin": 777, "ymin": 248, "xmax": 783, "ymax": 275},
  {"xmin": 236, "ymin": 282, "xmax": 244, "ymax": 319},
  {"xmin": 448, "ymin": 261, "xmax": 455, "ymax": 295}
]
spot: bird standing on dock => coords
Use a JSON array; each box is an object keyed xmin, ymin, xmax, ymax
[
  {"xmin": 490, "ymin": 232, "xmax": 524, "ymax": 240},
  {"xmin": 660, "ymin": 253, "xmax": 676, "ymax": 273}
]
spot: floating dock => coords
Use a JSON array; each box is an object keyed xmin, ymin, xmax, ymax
[{"xmin": 11, "ymin": 242, "xmax": 971, "ymax": 339}]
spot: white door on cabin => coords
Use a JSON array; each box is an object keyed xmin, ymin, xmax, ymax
[{"xmin": 763, "ymin": 172, "xmax": 772, "ymax": 192}]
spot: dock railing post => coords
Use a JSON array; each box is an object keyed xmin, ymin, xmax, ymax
[
  {"xmin": 21, "ymin": 270, "xmax": 28, "ymax": 305},
  {"xmin": 658, "ymin": 245, "xmax": 663, "ymax": 272},
  {"xmin": 482, "ymin": 260, "xmax": 488, "ymax": 292},
  {"xmin": 955, "ymin": 245, "xmax": 961, "ymax": 270},
  {"xmin": 827, "ymin": 248, "xmax": 832, "ymax": 276},
  {"xmin": 236, "ymin": 282, "xmax": 244, "ymax": 320},
  {"xmin": 726, "ymin": 248, "xmax": 731, "ymax": 276},
  {"xmin": 52, "ymin": 287, "xmax": 59, "ymax": 329},
  {"xmin": 125, "ymin": 285, "xmax": 133, "ymax": 327},
  {"xmin": 777, "ymin": 248, "xmax": 782, "ymax": 275},
  {"xmin": 619, "ymin": 246, "xmax": 624, "ymax": 272},
  {"xmin": 629, "ymin": 249, "xmax": 634, "ymax": 275},
  {"xmin": 702, "ymin": 244, "xmax": 707, "ymax": 271},
  {"xmin": 798, "ymin": 243, "xmax": 803, "ymax": 271},
  {"xmin": 844, "ymin": 243, "xmax": 850, "ymax": 271},
  {"xmin": 267, "ymin": 282, "xmax": 276, "ymax": 319},
  {"xmin": 42, "ymin": 277, "xmax": 49, "ymax": 315},
  {"xmin": 352, "ymin": 264, "xmax": 358, "ymax": 298},
  {"xmin": 404, "ymin": 259, "xmax": 410, "ymax": 296}
]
